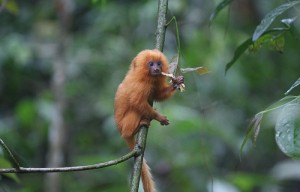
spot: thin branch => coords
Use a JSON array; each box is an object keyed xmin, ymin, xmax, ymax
[
  {"xmin": 0, "ymin": 139, "xmax": 20, "ymax": 169},
  {"xmin": 0, "ymin": 150, "xmax": 137, "ymax": 173},
  {"xmin": 166, "ymin": 16, "xmax": 180, "ymax": 55},
  {"xmin": 165, "ymin": 16, "xmax": 182, "ymax": 74}
]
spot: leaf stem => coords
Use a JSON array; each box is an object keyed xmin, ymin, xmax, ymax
[{"xmin": 257, "ymin": 96, "xmax": 299, "ymax": 115}]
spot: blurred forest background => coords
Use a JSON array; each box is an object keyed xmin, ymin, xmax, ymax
[{"xmin": 1, "ymin": 0, "xmax": 300, "ymax": 191}]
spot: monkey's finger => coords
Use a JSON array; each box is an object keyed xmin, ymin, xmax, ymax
[
  {"xmin": 160, "ymin": 119, "xmax": 169, "ymax": 125},
  {"xmin": 177, "ymin": 76, "xmax": 184, "ymax": 84}
]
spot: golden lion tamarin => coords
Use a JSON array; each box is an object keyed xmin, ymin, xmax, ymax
[{"xmin": 114, "ymin": 49, "xmax": 184, "ymax": 192}]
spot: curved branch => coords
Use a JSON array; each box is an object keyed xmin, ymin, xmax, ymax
[{"xmin": 0, "ymin": 150, "xmax": 137, "ymax": 173}]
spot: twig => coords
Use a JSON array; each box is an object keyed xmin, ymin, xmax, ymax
[
  {"xmin": 166, "ymin": 16, "xmax": 181, "ymax": 57},
  {"xmin": 0, "ymin": 150, "xmax": 136, "ymax": 173},
  {"xmin": 0, "ymin": 139, "xmax": 20, "ymax": 169}
]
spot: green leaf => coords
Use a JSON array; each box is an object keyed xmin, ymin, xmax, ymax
[
  {"xmin": 226, "ymin": 27, "xmax": 290, "ymax": 73},
  {"xmin": 275, "ymin": 100, "xmax": 300, "ymax": 158},
  {"xmin": 225, "ymin": 38, "xmax": 253, "ymax": 73},
  {"xmin": 249, "ymin": 34, "xmax": 273, "ymax": 52},
  {"xmin": 252, "ymin": 1, "xmax": 300, "ymax": 41},
  {"xmin": 285, "ymin": 77, "xmax": 300, "ymax": 95},
  {"xmin": 269, "ymin": 35, "xmax": 285, "ymax": 53},
  {"xmin": 250, "ymin": 32, "xmax": 286, "ymax": 53},
  {"xmin": 209, "ymin": 0, "xmax": 233, "ymax": 23}
]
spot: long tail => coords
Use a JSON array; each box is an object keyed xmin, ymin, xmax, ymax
[
  {"xmin": 141, "ymin": 159, "xmax": 156, "ymax": 192},
  {"xmin": 124, "ymin": 137, "xmax": 156, "ymax": 192}
]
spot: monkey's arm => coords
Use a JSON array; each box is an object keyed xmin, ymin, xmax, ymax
[
  {"xmin": 153, "ymin": 85, "xmax": 175, "ymax": 101},
  {"xmin": 154, "ymin": 76, "xmax": 184, "ymax": 101},
  {"xmin": 129, "ymin": 89, "xmax": 169, "ymax": 125}
]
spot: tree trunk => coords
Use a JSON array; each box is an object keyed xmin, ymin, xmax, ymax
[{"xmin": 44, "ymin": 0, "xmax": 73, "ymax": 192}]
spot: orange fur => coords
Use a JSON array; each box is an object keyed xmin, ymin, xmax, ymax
[{"xmin": 114, "ymin": 49, "xmax": 179, "ymax": 192}]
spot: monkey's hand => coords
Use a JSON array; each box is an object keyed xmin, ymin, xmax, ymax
[
  {"xmin": 155, "ymin": 114, "xmax": 169, "ymax": 125},
  {"xmin": 172, "ymin": 76, "xmax": 185, "ymax": 91},
  {"xmin": 172, "ymin": 76, "xmax": 184, "ymax": 85},
  {"xmin": 161, "ymin": 72, "xmax": 185, "ymax": 91}
]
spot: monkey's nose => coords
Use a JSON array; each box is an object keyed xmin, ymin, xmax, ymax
[{"xmin": 154, "ymin": 68, "xmax": 160, "ymax": 73}]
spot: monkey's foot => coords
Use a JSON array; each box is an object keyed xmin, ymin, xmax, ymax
[{"xmin": 140, "ymin": 119, "xmax": 151, "ymax": 127}]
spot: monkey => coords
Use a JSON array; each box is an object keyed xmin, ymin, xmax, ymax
[{"xmin": 114, "ymin": 49, "xmax": 184, "ymax": 192}]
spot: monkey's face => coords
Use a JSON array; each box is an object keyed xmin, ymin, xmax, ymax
[
  {"xmin": 148, "ymin": 60, "xmax": 162, "ymax": 76},
  {"xmin": 131, "ymin": 49, "xmax": 169, "ymax": 77}
]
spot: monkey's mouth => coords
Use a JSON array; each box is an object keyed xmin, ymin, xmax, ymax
[{"xmin": 151, "ymin": 71, "xmax": 162, "ymax": 76}]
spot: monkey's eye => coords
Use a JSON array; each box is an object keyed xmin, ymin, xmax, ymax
[
  {"xmin": 148, "ymin": 61, "xmax": 154, "ymax": 67},
  {"xmin": 157, "ymin": 62, "xmax": 162, "ymax": 67}
]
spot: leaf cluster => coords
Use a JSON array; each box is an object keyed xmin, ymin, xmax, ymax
[{"xmin": 211, "ymin": 0, "xmax": 300, "ymax": 158}]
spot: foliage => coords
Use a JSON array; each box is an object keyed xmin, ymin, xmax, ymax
[
  {"xmin": 225, "ymin": 1, "xmax": 300, "ymax": 72},
  {"xmin": 209, "ymin": 0, "xmax": 233, "ymax": 23},
  {"xmin": 216, "ymin": 0, "xmax": 300, "ymax": 159},
  {"xmin": 240, "ymin": 96, "xmax": 300, "ymax": 158},
  {"xmin": 211, "ymin": 0, "xmax": 300, "ymax": 159}
]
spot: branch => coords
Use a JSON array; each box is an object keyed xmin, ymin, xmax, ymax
[
  {"xmin": 0, "ymin": 150, "xmax": 137, "ymax": 173},
  {"xmin": 0, "ymin": 139, "xmax": 20, "ymax": 169},
  {"xmin": 166, "ymin": 16, "xmax": 181, "ymax": 58},
  {"xmin": 155, "ymin": 0, "xmax": 168, "ymax": 51},
  {"xmin": 130, "ymin": 125, "xmax": 148, "ymax": 192},
  {"xmin": 130, "ymin": 0, "xmax": 169, "ymax": 191}
]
